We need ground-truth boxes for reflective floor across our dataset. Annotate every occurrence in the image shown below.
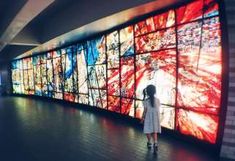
[0,96,219,161]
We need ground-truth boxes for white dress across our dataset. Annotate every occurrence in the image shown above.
[143,97,161,134]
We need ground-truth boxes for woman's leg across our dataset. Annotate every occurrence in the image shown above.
[146,133,152,149]
[152,133,158,144]
[146,133,151,143]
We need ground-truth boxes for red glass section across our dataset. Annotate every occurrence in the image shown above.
[64,93,75,102]
[108,96,120,113]
[153,10,175,29]
[134,17,155,36]
[177,0,203,24]
[121,98,134,116]
[135,100,144,119]
[135,50,176,105]
[177,18,221,114]
[135,28,175,53]
[121,56,135,98]
[108,69,120,96]
[204,0,219,18]
[177,109,218,144]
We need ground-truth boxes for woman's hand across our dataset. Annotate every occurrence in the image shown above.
[140,118,144,124]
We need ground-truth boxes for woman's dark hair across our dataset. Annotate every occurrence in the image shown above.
[146,85,156,107]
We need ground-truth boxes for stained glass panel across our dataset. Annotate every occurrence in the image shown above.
[177,109,218,143]
[121,98,134,117]
[177,18,221,114]
[177,0,203,24]
[108,95,120,113]
[107,48,119,69]
[204,0,219,18]
[107,31,119,50]
[120,26,134,57]
[121,56,134,98]
[53,57,63,93]
[153,10,175,29]
[107,69,120,96]
[87,36,106,65]
[135,28,176,53]
[64,48,74,93]
[136,50,176,105]
[135,100,144,119]
[77,49,88,94]
[160,105,175,129]
[79,94,89,105]
[46,59,54,97]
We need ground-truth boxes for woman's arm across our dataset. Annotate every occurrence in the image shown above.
[141,102,147,123]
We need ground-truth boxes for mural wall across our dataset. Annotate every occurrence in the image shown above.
[11,0,222,144]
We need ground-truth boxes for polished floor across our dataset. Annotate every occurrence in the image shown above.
[0,96,220,161]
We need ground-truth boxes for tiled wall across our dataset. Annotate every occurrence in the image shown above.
[220,0,235,160]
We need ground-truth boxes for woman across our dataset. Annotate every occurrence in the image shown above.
[141,85,161,152]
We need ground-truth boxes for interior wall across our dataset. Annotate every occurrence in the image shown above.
[220,0,235,160]
[0,61,11,95]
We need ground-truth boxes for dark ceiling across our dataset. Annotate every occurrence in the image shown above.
[0,0,186,62]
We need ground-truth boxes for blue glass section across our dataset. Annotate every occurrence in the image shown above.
[123,46,134,57]
[35,90,42,96]
[87,36,105,65]
[65,48,73,79]
[32,56,40,65]
[205,10,218,18]
[77,44,83,51]
[12,61,17,69]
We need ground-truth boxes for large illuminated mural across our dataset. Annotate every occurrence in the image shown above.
[11,0,222,144]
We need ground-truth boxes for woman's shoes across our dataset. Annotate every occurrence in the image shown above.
[147,142,152,149]
[153,143,158,153]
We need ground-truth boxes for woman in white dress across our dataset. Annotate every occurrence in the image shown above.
[141,85,161,151]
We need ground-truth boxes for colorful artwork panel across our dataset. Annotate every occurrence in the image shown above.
[107,48,119,69]
[12,69,24,94]
[121,98,134,117]
[134,17,155,36]
[108,96,120,113]
[177,17,221,114]
[77,50,88,94]
[88,66,98,88]
[79,94,89,105]
[204,0,219,18]
[52,50,61,58]
[89,89,107,108]
[28,69,34,92]
[64,92,75,102]
[53,92,63,100]
[153,10,175,30]
[177,0,203,24]
[46,59,54,94]
[177,109,218,144]
[135,28,176,53]
[64,49,74,92]
[33,65,42,96]
[120,26,134,57]
[87,36,106,65]
[95,65,106,89]
[41,64,48,96]
[23,70,29,94]
[121,56,134,98]
[107,69,120,96]
[160,105,175,129]
[135,100,144,119]
[53,57,63,92]
[107,31,119,50]
[135,50,176,105]
[33,56,41,66]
